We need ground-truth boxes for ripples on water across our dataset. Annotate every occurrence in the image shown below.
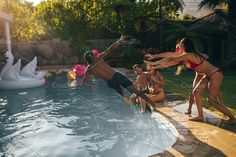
[0,74,177,157]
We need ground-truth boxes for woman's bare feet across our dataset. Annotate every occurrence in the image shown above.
[184,110,191,115]
[189,116,204,122]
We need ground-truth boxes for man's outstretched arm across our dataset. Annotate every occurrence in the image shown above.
[97,35,126,61]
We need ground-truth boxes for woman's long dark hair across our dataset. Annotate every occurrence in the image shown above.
[181,37,206,60]
[175,38,206,75]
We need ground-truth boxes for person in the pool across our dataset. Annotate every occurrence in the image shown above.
[82,35,155,108]
[44,68,66,81]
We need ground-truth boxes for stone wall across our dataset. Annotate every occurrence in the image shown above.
[87,39,116,51]
[11,39,78,66]
[9,38,118,66]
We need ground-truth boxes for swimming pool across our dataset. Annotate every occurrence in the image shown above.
[0,74,178,157]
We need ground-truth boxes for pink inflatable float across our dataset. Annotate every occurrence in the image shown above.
[73,64,87,76]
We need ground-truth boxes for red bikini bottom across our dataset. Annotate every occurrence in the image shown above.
[207,69,223,79]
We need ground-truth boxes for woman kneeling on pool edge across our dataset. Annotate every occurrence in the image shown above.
[144,37,236,124]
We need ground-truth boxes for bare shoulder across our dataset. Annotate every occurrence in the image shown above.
[181,53,191,57]
[188,52,201,60]
[169,53,190,62]
[179,53,191,60]
[96,51,106,60]
[86,65,91,70]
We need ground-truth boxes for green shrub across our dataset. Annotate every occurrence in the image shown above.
[122,47,143,69]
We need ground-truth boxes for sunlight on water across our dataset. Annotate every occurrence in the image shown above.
[0,74,178,157]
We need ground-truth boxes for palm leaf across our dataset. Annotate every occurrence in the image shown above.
[199,0,222,9]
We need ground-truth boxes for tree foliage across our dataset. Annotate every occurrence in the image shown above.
[199,0,236,19]
[164,23,214,52]
[179,14,196,21]
[0,0,44,41]
[33,0,184,53]
[35,0,185,38]
[1,0,185,46]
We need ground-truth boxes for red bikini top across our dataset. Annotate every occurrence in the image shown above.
[186,59,205,69]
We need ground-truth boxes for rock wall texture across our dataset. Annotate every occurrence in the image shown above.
[11,39,77,66]
[9,39,117,66]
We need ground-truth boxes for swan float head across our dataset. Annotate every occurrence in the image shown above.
[0,51,14,79]
[3,51,14,62]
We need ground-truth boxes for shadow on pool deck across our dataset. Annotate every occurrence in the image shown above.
[150,92,236,157]
[153,109,224,156]
[115,67,236,153]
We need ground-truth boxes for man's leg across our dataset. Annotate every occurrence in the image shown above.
[138,97,147,113]
[127,84,155,107]
[130,93,138,105]
[115,86,133,105]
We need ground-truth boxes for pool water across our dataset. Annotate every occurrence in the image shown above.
[0,74,178,157]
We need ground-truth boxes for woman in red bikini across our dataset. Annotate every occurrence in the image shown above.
[144,38,236,124]
[145,41,208,115]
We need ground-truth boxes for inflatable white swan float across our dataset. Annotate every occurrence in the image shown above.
[0,51,45,90]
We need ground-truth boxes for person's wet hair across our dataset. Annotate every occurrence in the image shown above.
[84,51,94,64]
[180,37,205,59]
[181,38,195,52]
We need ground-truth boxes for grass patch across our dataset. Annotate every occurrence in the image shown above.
[162,69,236,116]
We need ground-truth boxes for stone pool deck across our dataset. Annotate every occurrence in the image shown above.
[153,101,236,157]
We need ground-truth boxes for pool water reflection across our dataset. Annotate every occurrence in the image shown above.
[0,74,177,157]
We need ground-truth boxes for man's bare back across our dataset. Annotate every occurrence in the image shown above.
[88,59,115,81]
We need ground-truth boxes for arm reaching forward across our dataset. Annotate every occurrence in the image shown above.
[145,52,181,60]
[96,35,126,61]
[144,53,190,69]
[82,66,92,86]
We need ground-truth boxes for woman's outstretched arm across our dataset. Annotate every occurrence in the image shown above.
[152,61,179,69]
[144,57,176,66]
[145,52,181,60]
[144,53,190,69]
